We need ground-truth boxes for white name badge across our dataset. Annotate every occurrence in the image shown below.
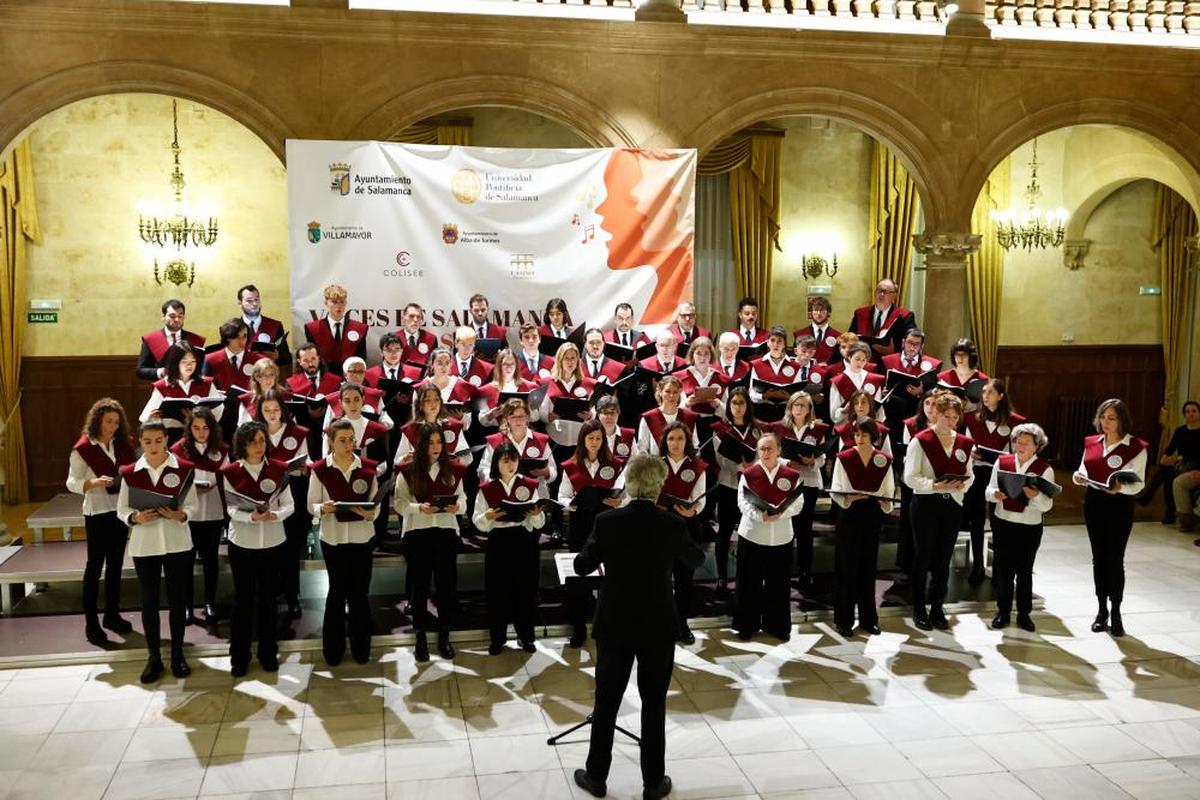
[873,454,888,468]
[955,450,968,462]
[526,445,540,457]
[257,332,272,343]
[418,342,429,354]
[209,451,223,462]
[469,375,482,387]
[920,360,932,372]
[997,425,1011,437]
[444,430,456,442]
[347,329,360,342]
[865,384,877,395]
[776,477,793,491]
[162,473,181,489]
[242,362,255,375]
[680,468,696,483]
[352,478,369,494]
[538,368,551,378]
[802,436,816,445]
[282,436,298,451]
[599,466,615,481]
[514,485,531,501]
[190,395,201,402]
[260,478,277,493]
[1107,454,1124,468]
[825,336,837,348]
[616,442,630,456]
[574,387,587,398]
[811,373,822,384]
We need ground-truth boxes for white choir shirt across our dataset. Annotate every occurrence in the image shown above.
[665,455,708,515]
[320,403,393,437]
[189,442,228,523]
[307,454,380,545]
[781,422,826,489]
[747,356,794,405]
[393,462,466,533]
[139,378,224,429]
[712,427,754,489]
[556,459,627,506]
[636,409,701,456]
[224,459,294,549]
[475,431,558,497]
[829,368,885,424]
[1073,434,1147,496]
[735,464,802,545]
[604,428,635,460]
[471,476,546,532]
[902,429,975,505]
[520,350,549,379]
[718,359,739,379]
[393,420,470,466]
[541,377,595,447]
[66,438,120,516]
[986,455,1054,525]
[829,451,896,513]
[116,454,200,558]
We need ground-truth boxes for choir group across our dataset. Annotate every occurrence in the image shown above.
[66,280,1152,684]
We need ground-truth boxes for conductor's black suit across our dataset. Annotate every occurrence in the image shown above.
[574,499,705,791]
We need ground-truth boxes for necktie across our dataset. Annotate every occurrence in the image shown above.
[528,357,536,373]
[726,364,734,376]
[171,332,178,345]
[249,320,257,338]
[478,325,486,339]
[662,362,670,374]
[873,309,883,333]
[388,368,396,381]
[231,353,240,373]
[408,333,416,349]
[310,374,319,395]
[800,365,808,381]
[743,329,751,343]
[333,322,342,344]
[461,360,469,375]
[591,360,599,375]
[621,332,628,347]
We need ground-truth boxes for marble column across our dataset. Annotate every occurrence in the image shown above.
[945,0,991,36]
[912,232,980,361]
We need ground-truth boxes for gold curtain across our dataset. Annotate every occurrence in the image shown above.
[393,121,472,146]
[966,157,1011,376]
[701,130,782,322]
[868,142,921,308]
[0,138,40,505]
[1151,183,1198,439]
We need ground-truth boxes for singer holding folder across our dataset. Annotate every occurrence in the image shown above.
[733,431,803,642]
[309,418,380,665]
[985,422,1055,632]
[220,421,294,677]
[1072,399,1147,637]
[117,420,199,683]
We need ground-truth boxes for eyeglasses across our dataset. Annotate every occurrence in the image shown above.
[876,288,897,295]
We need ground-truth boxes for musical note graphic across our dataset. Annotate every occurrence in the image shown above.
[581,224,595,243]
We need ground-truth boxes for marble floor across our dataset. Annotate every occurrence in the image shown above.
[1,521,1200,800]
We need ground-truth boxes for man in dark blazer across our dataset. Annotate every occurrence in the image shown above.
[572,454,705,800]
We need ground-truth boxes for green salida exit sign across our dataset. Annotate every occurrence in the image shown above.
[27,310,58,324]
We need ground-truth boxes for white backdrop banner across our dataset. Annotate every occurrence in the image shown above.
[287,140,697,354]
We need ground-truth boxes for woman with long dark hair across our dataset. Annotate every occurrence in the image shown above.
[961,378,1025,585]
[709,387,760,595]
[171,405,228,624]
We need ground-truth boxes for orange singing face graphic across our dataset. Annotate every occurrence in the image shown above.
[595,149,694,323]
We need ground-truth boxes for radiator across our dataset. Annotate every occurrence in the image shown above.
[1053,396,1102,468]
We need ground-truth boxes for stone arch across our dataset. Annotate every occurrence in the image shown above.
[0,61,290,163]
[348,75,638,149]
[962,98,1200,231]
[681,85,951,230]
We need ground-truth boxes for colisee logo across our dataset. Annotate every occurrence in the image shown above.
[329,163,351,196]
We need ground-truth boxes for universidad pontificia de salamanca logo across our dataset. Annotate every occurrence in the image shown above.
[328,162,413,197]
[307,221,373,244]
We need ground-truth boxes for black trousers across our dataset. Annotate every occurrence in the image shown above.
[672,516,702,629]
[991,516,1042,616]
[834,499,882,629]
[82,511,127,620]
[714,485,740,582]
[1084,489,1135,603]
[279,481,311,606]
[485,526,541,645]
[910,494,961,614]
[733,538,792,636]
[321,540,375,664]
[790,486,819,578]
[961,465,992,571]
[587,638,674,789]
[229,541,283,667]
[566,507,600,637]
[896,481,914,573]
[188,519,224,608]
[404,527,459,632]
[134,549,193,657]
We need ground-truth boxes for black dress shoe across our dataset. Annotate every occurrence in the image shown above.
[1110,612,1125,637]
[1091,613,1108,633]
[573,768,607,798]
[259,654,279,672]
[204,604,220,623]
[644,775,672,800]
[992,614,1010,629]
[930,609,950,630]
[140,656,164,684]
[913,614,933,631]
[437,631,455,659]
[1016,615,1036,632]
[352,652,371,665]
[102,613,133,634]
[184,609,198,626]
[488,641,504,655]
[519,640,537,654]
[171,654,191,679]
[231,662,249,678]
[968,568,985,586]
[414,631,430,663]
[287,601,302,620]
[835,624,854,638]
[567,631,586,649]
[678,627,696,645]
[85,620,109,646]
[860,623,882,636]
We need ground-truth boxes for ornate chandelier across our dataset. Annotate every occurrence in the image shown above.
[990,138,1068,251]
[138,99,219,252]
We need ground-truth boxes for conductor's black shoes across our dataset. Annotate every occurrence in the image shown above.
[573,768,606,798]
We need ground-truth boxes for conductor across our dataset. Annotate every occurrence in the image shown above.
[572,453,705,800]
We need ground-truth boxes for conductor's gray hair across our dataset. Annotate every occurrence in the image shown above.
[624,453,668,500]
[1010,422,1048,452]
